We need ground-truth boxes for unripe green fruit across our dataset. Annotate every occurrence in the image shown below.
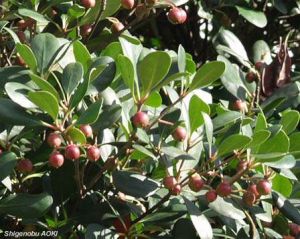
[188,173,204,192]
[132,111,149,128]
[167,7,187,25]
[65,144,81,160]
[49,151,64,168]
[216,181,232,197]
[206,190,217,203]
[257,179,271,195]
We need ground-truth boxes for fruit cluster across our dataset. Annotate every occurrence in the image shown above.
[47,124,101,169]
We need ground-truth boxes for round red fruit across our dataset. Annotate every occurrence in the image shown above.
[80,24,92,36]
[17,31,26,43]
[243,191,256,206]
[17,19,27,30]
[47,132,62,148]
[233,99,247,112]
[163,176,177,190]
[248,184,260,198]
[111,22,125,33]
[171,184,181,195]
[49,151,64,168]
[257,179,271,195]
[113,215,131,234]
[87,145,100,162]
[246,71,257,83]
[65,144,81,160]
[121,0,135,9]
[216,181,232,197]
[167,7,187,25]
[289,223,300,236]
[172,126,187,141]
[255,61,265,71]
[188,173,204,192]
[206,190,217,203]
[81,0,96,8]
[17,159,33,173]
[79,124,93,138]
[132,111,149,128]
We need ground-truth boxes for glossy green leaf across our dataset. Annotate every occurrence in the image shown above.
[0,152,17,181]
[0,98,42,126]
[28,91,59,120]
[67,127,86,144]
[144,91,162,107]
[264,155,296,169]
[189,61,225,91]
[183,196,213,239]
[31,33,61,75]
[18,8,49,23]
[189,95,210,133]
[209,197,245,220]
[280,110,300,135]
[213,111,243,129]
[272,174,292,197]
[0,193,53,218]
[16,43,38,72]
[30,74,60,101]
[236,6,267,28]
[62,62,83,97]
[76,100,103,125]
[73,40,91,73]
[248,130,271,148]
[139,51,171,97]
[112,171,160,198]
[218,134,252,156]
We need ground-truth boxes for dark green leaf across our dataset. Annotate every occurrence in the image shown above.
[0,152,17,181]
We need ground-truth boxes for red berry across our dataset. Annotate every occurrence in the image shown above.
[172,126,187,141]
[132,111,149,128]
[81,0,96,8]
[0,148,2,155]
[237,160,248,172]
[206,190,217,203]
[113,215,131,234]
[49,151,64,168]
[255,61,265,71]
[216,181,232,197]
[167,7,187,25]
[246,71,257,83]
[247,184,260,198]
[80,24,92,36]
[257,179,271,195]
[17,159,33,173]
[163,176,177,190]
[79,124,93,138]
[17,31,26,43]
[65,144,81,160]
[47,133,62,148]
[188,173,204,192]
[87,145,100,162]
[233,100,247,112]
[121,0,135,9]
[243,191,256,206]
[111,22,125,33]
[17,19,27,30]
[171,184,181,195]
[289,223,300,236]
